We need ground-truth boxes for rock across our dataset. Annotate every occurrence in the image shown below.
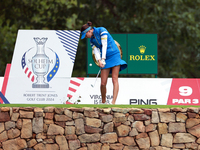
[27,139,37,148]
[129,108,144,114]
[100,132,118,143]
[112,108,130,114]
[7,128,20,139]
[149,130,160,146]
[85,117,101,128]
[118,136,136,146]
[34,107,43,117]
[100,115,113,123]
[136,133,148,139]
[136,137,150,149]
[5,121,15,130]
[103,122,113,133]
[146,124,157,132]
[113,113,127,123]
[102,108,111,114]
[176,112,187,122]
[84,110,99,118]
[65,126,75,135]
[157,108,170,112]
[85,125,103,134]
[21,119,32,138]
[55,108,64,114]
[186,118,200,128]
[173,143,185,149]
[16,119,22,129]
[131,121,145,132]
[87,142,102,150]
[2,138,27,150]
[65,134,77,140]
[47,124,64,135]
[44,107,55,113]
[55,121,66,128]
[101,144,109,150]
[68,140,81,150]
[187,124,200,138]
[0,131,8,142]
[45,113,54,120]
[33,143,46,150]
[0,123,4,133]
[110,143,124,150]
[55,114,72,121]
[173,133,196,143]
[151,111,159,123]
[19,110,33,119]
[33,117,43,134]
[69,108,84,113]
[73,112,84,119]
[78,133,100,143]
[185,142,198,149]
[159,112,175,123]
[158,123,168,134]
[75,118,85,135]
[129,128,138,136]
[160,133,173,148]
[46,144,59,150]
[168,122,186,133]
[55,135,69,150]
[133,114,150,121]
[64,109,73,118]
[117,125,131,136]
[11,113,19,121]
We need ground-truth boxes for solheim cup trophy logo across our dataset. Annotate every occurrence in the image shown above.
[21,37,60,88]
[32,37,49,88]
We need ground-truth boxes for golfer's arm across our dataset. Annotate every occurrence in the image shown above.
[101,34,107,60]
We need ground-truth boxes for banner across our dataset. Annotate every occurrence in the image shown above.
[3,30,80,104]
[67,78,200,105]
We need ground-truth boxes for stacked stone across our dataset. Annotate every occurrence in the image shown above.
[0,107,200,150]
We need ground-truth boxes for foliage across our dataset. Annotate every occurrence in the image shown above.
[0,0,200,78]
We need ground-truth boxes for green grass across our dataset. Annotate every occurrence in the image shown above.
[0,104,199,108]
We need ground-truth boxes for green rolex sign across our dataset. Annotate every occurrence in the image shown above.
[87,34,158,75]
[128,34,158,74]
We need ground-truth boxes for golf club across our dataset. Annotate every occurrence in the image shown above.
[91,68,101,87]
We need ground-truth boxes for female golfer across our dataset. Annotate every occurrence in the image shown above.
[81,21,127,104]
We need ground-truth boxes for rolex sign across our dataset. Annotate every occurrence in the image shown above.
[128,34,158,74]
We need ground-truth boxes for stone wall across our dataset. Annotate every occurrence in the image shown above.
[0,107,200,150]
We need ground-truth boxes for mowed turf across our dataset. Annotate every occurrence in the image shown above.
[0,104,199,108]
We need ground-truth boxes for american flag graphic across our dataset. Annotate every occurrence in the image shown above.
[56,30,80,63]
[21,51,36,82]
[67,77,85,99]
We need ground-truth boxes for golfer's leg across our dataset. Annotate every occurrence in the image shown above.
[100,68,110,103]
[111,65,120,104]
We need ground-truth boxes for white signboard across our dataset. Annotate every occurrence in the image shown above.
[4,30,80,104]
[67,78,200,105]
[67,78,172,105]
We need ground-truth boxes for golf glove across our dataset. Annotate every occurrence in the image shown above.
[101,59,106,66]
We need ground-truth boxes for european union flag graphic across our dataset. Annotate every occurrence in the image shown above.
[47,52,59,82]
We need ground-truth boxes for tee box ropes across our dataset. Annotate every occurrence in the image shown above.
[87,34,158,75]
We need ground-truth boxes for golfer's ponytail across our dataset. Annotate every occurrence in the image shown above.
[81,21,92,32]
[87,21,92,27]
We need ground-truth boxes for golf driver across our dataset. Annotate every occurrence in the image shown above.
[91,68,101,87]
